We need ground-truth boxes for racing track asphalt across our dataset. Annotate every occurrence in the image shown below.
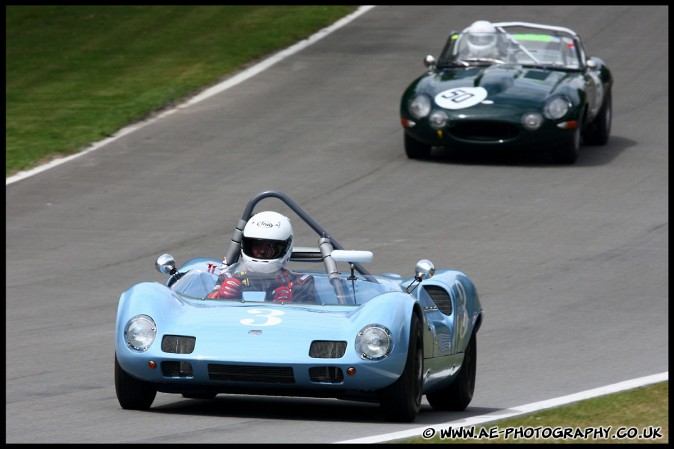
[5,5,668,444]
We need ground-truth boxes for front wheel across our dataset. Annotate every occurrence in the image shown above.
[115,353,157,410]
[404,133,432,159]
[551,115,583,164]
[380,313,424,422]
[582,89,612,146]
[427,333,477,411]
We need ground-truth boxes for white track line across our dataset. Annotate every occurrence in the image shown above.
[6,6,376,186]
[336,371,668,444]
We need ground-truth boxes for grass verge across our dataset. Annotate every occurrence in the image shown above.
[6,5,357,176]
[401,381,668,444]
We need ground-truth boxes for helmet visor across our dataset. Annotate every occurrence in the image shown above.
[242,237,291,260]
[468,33,495,46]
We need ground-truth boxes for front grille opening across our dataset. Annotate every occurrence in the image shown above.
[309,366,344,383]
[161,361,193,377]
[451,121,519,142]
[309,340,347,358]
[208,364,295,384]
[161,335,196,354]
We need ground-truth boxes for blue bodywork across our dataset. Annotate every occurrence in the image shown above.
[116,264,481,395]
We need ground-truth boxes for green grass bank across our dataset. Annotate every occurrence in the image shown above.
[6,5,357,177]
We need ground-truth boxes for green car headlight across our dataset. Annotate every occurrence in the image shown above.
[355,325,391,360]
[429,110,449,129]
[543,95,571,120]
[408,94,432,119]
[125,314,157,352]
[522,112,543,130]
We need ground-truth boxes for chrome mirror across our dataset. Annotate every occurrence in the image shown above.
[406,259,435,294]
[415,259,435,281]
[423,54,436,68]
[155,253,176,275]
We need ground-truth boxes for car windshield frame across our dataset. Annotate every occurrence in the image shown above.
[169,268,401,306]
[438,22,585,71]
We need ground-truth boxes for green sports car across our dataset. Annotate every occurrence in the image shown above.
[400,21,613,164]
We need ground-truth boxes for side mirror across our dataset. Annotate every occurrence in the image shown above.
[155,253,176,275]
[423,54,436,69]
[415,259,435,281]
[405,259,435,294]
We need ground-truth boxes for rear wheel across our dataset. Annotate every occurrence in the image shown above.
[427,333,477,411]
[404,133,432,159]
[380,314,424,422]
[115,353,157,410]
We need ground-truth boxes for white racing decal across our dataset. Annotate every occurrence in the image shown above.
[240,308,285,326]
[435,87,488,110]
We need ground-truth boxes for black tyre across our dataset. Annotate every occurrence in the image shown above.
[115,353,157,410]
[380,314,424,422]
[404,133,432,159]
[426,333,476,411]
[582,89,612,146]
[551,114,582,164]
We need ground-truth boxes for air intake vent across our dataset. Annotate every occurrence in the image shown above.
[208,364,295,384]
[451,121,519,142]
[424,285,452,316]
[309,340,347,358]
[161,335,196,354]
[161,361,193,377]
[309,366,344,383]
[524,70,550,81]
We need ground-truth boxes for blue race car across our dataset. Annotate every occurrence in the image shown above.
[115,190,484,422]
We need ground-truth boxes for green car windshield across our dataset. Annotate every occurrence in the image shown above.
[439,26,582,70]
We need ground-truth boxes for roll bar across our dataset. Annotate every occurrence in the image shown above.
[222,190,375,281]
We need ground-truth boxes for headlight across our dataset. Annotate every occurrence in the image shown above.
[543,96,571,120]
[125,315,157,351]
[521,112,543,130]
[429,110,448,129]
[408,94,432,119]
[355,325,391,360]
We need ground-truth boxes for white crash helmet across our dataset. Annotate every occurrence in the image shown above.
[464,20,497,57]
[240,211,294,274]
